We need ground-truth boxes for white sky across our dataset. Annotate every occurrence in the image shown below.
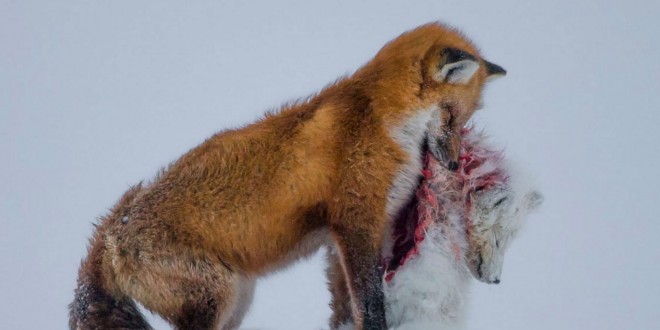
[1,1,659,329]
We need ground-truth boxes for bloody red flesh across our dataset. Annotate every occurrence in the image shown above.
[383,128,507,282]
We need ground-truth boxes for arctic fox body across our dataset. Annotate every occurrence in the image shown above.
[384,129,543,329]
[331,129,543,329]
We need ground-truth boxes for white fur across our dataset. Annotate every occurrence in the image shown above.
[467,160,543,283]
[485,72,505,82]
[334,129,542,330]
[437,60,479,85]
[385,225,470,329]
[384,160,542,329]
[384,107,439,257]
[386,108,438,218]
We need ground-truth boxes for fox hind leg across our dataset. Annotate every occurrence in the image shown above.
[114,250,240,330]
[222,277,256,330]
[326,247,354,329]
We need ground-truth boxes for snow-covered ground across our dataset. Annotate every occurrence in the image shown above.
[2,1,659,329]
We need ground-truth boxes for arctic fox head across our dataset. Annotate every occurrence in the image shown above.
[465,166,543,284]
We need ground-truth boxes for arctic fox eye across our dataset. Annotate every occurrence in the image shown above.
[494,197,507,208]
[495,240,499,248]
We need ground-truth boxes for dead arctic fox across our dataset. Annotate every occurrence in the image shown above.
[332,128,543,330]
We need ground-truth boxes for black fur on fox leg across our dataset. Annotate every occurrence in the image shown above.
[174,297,219,330]
[359,266,387,330]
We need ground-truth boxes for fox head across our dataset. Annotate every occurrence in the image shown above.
[466,174,543,284]
[359,23,506,170]
[423,45,506,171]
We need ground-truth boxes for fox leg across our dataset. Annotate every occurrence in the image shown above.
[330,206,388,330]
[112,247,240,330]
[168,280,234,330]
[326,247,354,329]
[332,229,387,330]
[222,277,256,330]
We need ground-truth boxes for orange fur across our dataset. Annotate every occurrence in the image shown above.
[70,22,505,330]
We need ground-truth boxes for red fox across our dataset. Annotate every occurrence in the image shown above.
[70,22,506,330]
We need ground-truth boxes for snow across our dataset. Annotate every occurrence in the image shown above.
[1,0,659,329]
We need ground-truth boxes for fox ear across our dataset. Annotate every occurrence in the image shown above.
[485,60,507,81]
[437,48,479,85]
[525,191,544,212]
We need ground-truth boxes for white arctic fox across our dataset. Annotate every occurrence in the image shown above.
[382,128,543,330]
[334,128,543,330]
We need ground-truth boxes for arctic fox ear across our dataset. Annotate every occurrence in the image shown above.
[525,191,544,212]
[485,60,507,81]
[437,48,480,85]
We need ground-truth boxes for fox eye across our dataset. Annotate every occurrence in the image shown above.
[495,239,500,248]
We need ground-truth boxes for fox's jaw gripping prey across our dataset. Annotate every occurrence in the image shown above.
[69,22,511,330]
[423,47,507,170]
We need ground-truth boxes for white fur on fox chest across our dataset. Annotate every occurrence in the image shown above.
[386,107,440,218]
[383,107,440,258]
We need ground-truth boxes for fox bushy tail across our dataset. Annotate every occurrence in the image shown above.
[69,227,152,330]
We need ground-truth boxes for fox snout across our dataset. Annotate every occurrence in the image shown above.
[444,133,461,171]
[428,132,461,172]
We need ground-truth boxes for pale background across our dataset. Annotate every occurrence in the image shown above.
[2,1,659,329]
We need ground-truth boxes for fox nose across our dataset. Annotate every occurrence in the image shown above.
[447,161,459,172]
[493,278,500,284]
